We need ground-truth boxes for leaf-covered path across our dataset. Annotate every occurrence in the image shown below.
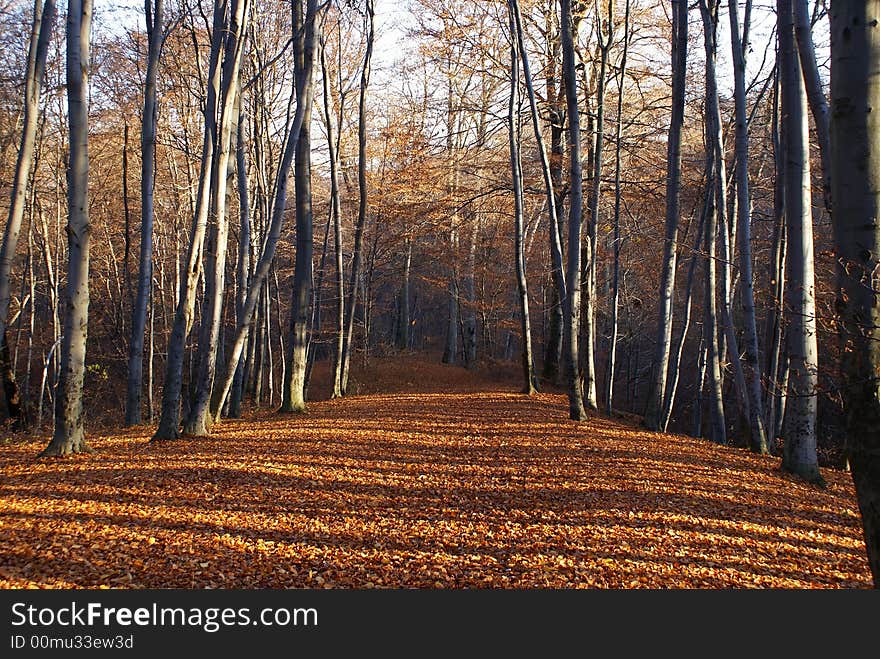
[0,360,871,588]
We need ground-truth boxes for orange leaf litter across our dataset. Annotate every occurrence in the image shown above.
[0,362,870,589]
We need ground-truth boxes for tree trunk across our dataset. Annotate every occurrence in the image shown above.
[644,0,686,430]
[560,0,587,420]
[340,0,374,393]
[153,0,228,440]
[41,0,93,457]
[508,2,537,395]
[585,2,613,413]
[793,0,831,210]
[606,0,630,416]
[779,0,820,483]
[829,0,880,585]
[319,32,346,397]
[281,0,320,413]
[208,0,319,419]
[228,109,251,419]
[186,0,249,434]
[126,0,163,427]
[700,0,727,446]
[0,0,55,429]
[728,0,769,453]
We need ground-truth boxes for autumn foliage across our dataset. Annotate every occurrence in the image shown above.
[0,357,869,588]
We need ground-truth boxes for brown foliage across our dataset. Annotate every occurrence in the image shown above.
[0,359,870,588]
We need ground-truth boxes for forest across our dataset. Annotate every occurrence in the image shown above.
[0,0,879,589]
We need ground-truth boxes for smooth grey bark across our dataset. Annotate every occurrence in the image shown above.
[511,0,566,381]
[185,0,249,434]
[0,0,55,428]
[396,237,412,350]
[829,0,880,585]
[508,2,537,395]
[561,0,587,420]
[585,1,613,413]
[340,0,374,393]
[605,0,629,416]
[765,66,786,449]
[281,0,321,413]
[700,0,726,445]
[728,0,769,453]
[153,0,227,440]
[779,0,820,483]
[543,3,565,383]
[644,0,687,430]
[319,32,346,397]
[228,111,251,419]
[793,0,831,209]
[41,0,93,457]
[702,0,751,437]
[661,211,705,432]
[126,0,164,427]
[211,0,319,418]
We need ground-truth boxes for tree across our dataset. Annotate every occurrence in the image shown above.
[507,0,537,395]
[727,0,769,453]
[561,0,587,421]
[338,0,374,397]
[280,0,320,413]
[829,0,880,585]
[779,0,820,483]
[0,0,55,428]
[644,0,686,431]
[126,0,164,427]
[40,0,93,456]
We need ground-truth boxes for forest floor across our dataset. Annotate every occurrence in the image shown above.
[0,355,871,588]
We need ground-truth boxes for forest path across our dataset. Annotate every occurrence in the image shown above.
[0,357,871,588]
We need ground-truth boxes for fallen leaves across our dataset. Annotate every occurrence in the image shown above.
[0,359,871,588]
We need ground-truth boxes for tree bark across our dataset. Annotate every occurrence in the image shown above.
[728,0,769,453]
[508,2,537,395]
[779,0,821,483]
[644,0,687,430]
[561,0,587,420]
[283,0,320,414]
[829,0,880,585]
[339,0,374,393]
[126,0,164,427]
[0,0,55,429]
[41,0,93,457]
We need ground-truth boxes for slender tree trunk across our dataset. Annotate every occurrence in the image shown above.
[561,0,587,420]
[606,0,630,416]
[126,0,163,427]
[153,0,227,440]
[779,0,820,483]
[513,0,566,384]
[340,0,374,393]
[396,237,412,350]
[0,0,54,429]
[645,0,686,430]
[829,0,880,584]
[281,0,321,413]
[186,0,249,434]
[319,32,346,397]
[41,0,93,457]
[728,0,769,453]
[700,0,727,445]
[585,2,613,413]
[794,0,831,210]
[228,110,251,418]
[211,0,319,417]
[661,211,705,432]
[508,2,537,395]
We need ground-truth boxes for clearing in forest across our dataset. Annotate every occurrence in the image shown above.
[0,358,871,588]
